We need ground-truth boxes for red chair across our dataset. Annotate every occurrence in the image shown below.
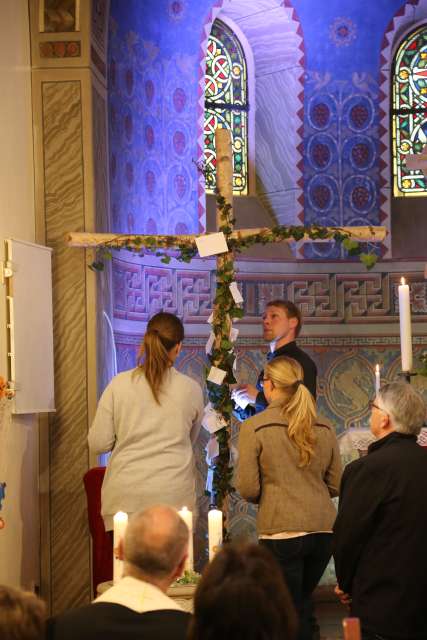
[83,467,113,594]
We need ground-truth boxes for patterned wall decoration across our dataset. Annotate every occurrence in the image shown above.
[112,256,427,325]
[108,0,206,236]
[303,71,381,259]
[42,0,78,32]
[39,41,81,58]
[108,0,427,259]
[108,0,306,234]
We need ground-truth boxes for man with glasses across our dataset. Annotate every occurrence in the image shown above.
[333,382,427,640]
[232,300,317,420]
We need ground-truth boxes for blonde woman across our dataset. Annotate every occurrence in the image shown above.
[88,312,204,531]
[236,356,342,640]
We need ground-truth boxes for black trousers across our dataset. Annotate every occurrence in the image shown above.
[260,533,332,640]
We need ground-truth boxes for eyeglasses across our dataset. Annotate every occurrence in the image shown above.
[369,400,388,415]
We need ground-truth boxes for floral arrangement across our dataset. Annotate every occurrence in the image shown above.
[418,351,427,377]
[174,569,201,586]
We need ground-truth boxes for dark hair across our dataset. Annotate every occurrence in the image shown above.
[0,586,46,640]
[266,300,302,337]
[135,312,184,403]
[189,543,297,640]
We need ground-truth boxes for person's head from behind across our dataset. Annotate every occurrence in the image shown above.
[262,300,302,344]
[136,312,184,403]
[189,543,297,640]
[370,382,426,440]
[0,586,46,640]
[264,356,317,466]
[121,505,189,589]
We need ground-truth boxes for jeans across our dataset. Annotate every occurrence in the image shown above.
[260,533,332,640]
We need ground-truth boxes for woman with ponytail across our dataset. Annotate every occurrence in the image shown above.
[88,312,204,532]
[236,356,341,640]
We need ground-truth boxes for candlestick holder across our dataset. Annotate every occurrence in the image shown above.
[398,371,418,384]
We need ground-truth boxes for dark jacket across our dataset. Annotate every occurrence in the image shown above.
[233,340,317,421]
[333,432,427,640]
[46,604,191,640]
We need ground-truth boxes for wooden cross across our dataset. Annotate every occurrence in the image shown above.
[405,144,427,176]
[66,128,386,509]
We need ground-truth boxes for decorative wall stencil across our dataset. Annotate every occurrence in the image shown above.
[39,41,81,58]
[42,0,78,32]
[112,257,427,325]
[304,73,381,258]
[329,16,357,48]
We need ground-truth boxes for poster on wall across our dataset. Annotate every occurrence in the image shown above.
[4,239,55,414]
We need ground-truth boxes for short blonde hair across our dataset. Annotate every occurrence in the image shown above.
[0,586,45,640]
[265,356,317,466]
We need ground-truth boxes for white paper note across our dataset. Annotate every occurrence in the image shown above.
[229,282,244,304]
[206,437,219,461]
[202,402,227,434]
[231,388,250,410]
[229,327,239,342]
[207,366,227,385]
[196,232,228,258]
[205,332,215,355]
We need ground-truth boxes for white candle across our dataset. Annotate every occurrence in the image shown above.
[398,277,413,372]
[208,509,223,561]
[113,511,128,584]
[375,364,381,395]
[178,506,193,573]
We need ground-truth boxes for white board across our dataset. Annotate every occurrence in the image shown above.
[5,239,55,414]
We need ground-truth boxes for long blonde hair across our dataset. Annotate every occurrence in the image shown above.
[135,312,184,404]
[265,356,317,466]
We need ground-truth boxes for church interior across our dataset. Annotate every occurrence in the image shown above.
[0,0,427,635]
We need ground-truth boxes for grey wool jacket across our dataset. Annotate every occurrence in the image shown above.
[236,402,342,535]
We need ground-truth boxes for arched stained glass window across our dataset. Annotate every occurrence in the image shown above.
[204,19,248,195]
[393,26,427,196]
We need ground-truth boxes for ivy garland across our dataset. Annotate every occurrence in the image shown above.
[90,196,379,509]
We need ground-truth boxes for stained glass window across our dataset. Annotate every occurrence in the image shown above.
[393,26,427,196]
[204,19,248,195]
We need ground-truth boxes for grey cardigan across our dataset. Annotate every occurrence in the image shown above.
[236,403,342,535]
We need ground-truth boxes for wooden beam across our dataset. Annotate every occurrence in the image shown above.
[65,225,387,249]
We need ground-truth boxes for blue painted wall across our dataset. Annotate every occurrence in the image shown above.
[108,0,408,245]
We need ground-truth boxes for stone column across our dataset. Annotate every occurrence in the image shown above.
[28,0,110,613]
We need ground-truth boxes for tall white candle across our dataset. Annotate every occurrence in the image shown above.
[375,364,381,395]
[113,511,128,584]
[178,506,193,573]
[208,509,223,561]
[398,277,413,372]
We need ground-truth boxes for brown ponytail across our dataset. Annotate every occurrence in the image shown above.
[265,356,317,466]
[134,312,184,404]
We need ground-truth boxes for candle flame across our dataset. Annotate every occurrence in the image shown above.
[114,511,128,522]
[400,277,406,285]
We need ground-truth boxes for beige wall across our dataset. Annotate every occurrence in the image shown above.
[0,0,40,590]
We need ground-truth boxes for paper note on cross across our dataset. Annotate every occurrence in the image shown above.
[405,145,427,177]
